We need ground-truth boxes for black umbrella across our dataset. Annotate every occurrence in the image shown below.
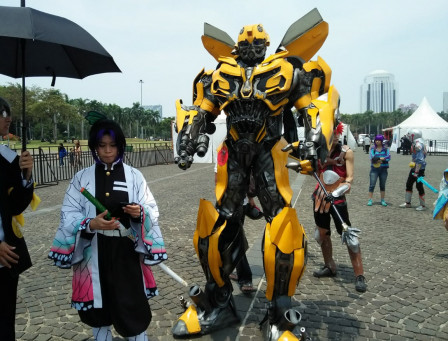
[0,5,121,150]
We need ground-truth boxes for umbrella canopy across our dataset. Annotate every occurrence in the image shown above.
[0,5,121,149]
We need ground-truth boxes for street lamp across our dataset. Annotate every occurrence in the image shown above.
[139,79,144,106]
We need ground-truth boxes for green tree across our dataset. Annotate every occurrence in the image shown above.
[29,89,76,142]
[158,116,174,140]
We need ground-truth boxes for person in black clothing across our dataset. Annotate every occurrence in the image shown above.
[0,96,35,341]
[400,135,411,155]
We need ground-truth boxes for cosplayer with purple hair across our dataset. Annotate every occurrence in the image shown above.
[367,134,391,207]
[50,116,167,341]
[88,119,126,165]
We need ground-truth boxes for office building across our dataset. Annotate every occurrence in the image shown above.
[360,70,397,113]
[143,105,163,117]
[443,92,448,113]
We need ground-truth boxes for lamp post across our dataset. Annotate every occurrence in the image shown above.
[139,79,144,106]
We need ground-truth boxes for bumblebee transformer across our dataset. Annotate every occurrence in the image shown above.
[173,8,340,340]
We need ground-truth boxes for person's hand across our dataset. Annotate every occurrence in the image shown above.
[314,187,332,213]
[0,241,19,268]
[89,210,120,230]
[122,204,141,219]
[19,150,33,181]
[324,157,336,166]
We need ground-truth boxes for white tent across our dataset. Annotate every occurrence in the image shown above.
[389,97,448,152]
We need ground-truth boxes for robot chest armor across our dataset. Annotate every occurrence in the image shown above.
[211,57,295,114]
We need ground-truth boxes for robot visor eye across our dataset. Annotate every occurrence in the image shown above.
[253,38,265,46]
[239,40,249,47]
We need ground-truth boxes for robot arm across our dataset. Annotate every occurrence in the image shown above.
[175,70,220,170]
[283,57,339,174]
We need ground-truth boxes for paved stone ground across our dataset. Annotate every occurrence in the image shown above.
[14,149,448,341]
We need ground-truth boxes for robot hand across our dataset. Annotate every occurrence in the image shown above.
[283,141,317,175]
[301,141,319,173]
[175,132,196,170]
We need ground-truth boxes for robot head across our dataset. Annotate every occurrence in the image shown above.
[234,24,270,66]
[408,129,422,141]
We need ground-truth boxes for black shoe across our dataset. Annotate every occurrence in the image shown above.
[355,275,367,292]
[313,266,337,278]
[244,204,264,220]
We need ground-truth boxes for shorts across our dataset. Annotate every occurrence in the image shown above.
[313,202,351,236]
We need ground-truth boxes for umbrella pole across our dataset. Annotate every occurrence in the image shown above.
[21,38,26,151]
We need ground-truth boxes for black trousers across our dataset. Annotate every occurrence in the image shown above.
[406,169,425,195]
[0,267,19,341]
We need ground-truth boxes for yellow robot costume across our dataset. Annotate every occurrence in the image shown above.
[173,8,339,340]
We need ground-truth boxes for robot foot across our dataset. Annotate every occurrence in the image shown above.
[172,295,240,337]
[260,307,310,341]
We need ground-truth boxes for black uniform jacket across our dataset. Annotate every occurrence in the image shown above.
[0,148,34,275]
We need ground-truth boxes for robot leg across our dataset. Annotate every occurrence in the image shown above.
[261,207,308,341]
[172,199,248,337]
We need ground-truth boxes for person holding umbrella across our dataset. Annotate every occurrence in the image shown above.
[49,114,166,341]
[0,96,36,341]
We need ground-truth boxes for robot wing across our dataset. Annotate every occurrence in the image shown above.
[201,23,235,62]
[277,8,329,62]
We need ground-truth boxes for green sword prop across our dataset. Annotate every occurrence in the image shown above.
[80,187,113,220]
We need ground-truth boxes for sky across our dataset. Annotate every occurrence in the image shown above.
[1,0,447,117]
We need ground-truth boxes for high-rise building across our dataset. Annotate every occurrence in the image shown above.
[443,92,448,113]
[143,105,163,117]
[360,70,397,113]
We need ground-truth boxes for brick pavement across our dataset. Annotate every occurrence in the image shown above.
[15,149,448,340]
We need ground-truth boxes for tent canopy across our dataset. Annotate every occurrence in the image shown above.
[389,97,448,152]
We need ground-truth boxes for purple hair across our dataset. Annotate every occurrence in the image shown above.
[88,119,126,164]
[374,134,384,142]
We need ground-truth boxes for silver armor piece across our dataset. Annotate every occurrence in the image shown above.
[408,128,422,140]
[341,223,361,253]
[322,170,340,185]
[332,183,350,197]
[419,195,426,207]
[405,191,412,204]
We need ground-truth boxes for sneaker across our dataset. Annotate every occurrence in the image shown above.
[416,205,427,211]
[399,203,411,208]
[313,266,337,278]
[355,275,367,293]
[367,199,373,206]
[381,200,388,207]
